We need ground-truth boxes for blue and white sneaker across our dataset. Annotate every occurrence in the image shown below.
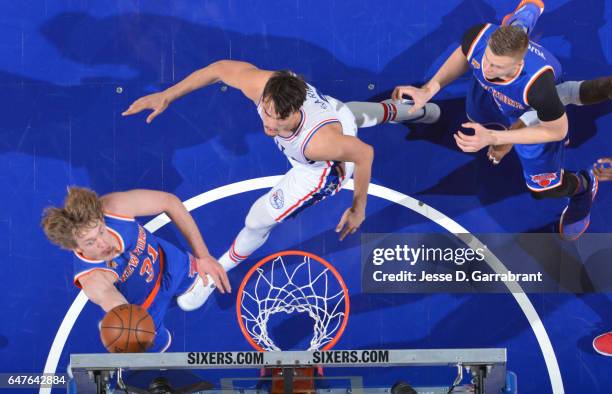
[559,169,598,241]
[502,0,545,36]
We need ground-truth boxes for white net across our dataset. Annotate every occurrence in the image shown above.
[239,255,348,351]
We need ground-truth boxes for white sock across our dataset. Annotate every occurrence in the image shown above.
[556,81,583,106]
[346,101,425,127]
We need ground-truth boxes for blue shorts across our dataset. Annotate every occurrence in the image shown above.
[466,79,565,191]
[146,239,198,352]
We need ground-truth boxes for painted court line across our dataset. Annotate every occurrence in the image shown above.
[42,177,564,393]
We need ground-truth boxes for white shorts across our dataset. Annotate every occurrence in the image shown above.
[265,97,357,223]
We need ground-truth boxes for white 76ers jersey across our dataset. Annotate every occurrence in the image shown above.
[257,83,357,169]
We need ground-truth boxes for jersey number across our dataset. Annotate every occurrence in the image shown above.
[139,245,158,283]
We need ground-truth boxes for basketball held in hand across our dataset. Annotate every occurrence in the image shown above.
[99,304,156,353]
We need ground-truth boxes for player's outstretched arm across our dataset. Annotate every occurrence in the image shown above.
[122,60,274,123]
[304,125,374,241]
[100,190,231,293]
[454,114,567,153]
[79,270,128,312]
[392,46,469,114]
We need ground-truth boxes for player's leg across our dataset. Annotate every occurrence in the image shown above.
[175,252,216,312]
[143,299,173,352]
[547,77,610,108]
[218,192,278,268]
[518,81,582,122]
[578,76,612,105]
[516,141,597,240]
[147,323,172,353]
[223,162,349,262]
[193,165,344,302]
[176,198,278,310]
[502,0,545,35]
[142,286,175,352]
[345,100,440,127]
[521,78,611,128]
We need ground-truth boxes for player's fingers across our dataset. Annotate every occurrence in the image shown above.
[335,211,348,232]
[207,268,225,293]
[146,108,163,124]
[201,273,209,287]
[455,131,471,141]
[454,135,471,152]
[407,101,424,114]
[393,86,417,101]
[339,225,352,241]
[391,87,409,101]
[217,269,231,293]
[121,103,142,116]
[461,122,478,130]
[391,87,401,101]
[392,86,407,97]
[400,86,416,95]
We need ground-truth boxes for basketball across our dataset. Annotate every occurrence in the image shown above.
[100,304,156,353]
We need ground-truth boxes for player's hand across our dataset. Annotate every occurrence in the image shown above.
[195,255,231,294]
[391,85,435,114]
[122,92,171,124]
[487,143,513,165]
[593,157,612,181]
[335,207,365,241]
[454,122,495,153]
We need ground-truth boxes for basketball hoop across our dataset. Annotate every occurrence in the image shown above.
[236,250,350,352]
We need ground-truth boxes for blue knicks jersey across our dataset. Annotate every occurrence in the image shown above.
[73,213,170,307]
[466,23,562,121]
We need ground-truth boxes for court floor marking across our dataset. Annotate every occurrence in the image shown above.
[41,176,564,393]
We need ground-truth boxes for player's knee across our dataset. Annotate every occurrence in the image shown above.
[529,180,574,199]
[530,187,569,199]
[243,194,277,231]
[244,212,262,230]
[245,208,275,232]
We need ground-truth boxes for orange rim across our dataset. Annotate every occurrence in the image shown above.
[236,250,350,352]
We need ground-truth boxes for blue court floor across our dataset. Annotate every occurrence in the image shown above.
[0,1,611,393]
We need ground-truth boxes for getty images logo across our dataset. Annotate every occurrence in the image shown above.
[371,244,486,266]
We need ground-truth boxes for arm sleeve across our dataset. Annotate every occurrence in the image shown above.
[461,24,487,56]
[526,70,565,122]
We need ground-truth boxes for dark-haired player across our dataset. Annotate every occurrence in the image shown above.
[123,60,440,300]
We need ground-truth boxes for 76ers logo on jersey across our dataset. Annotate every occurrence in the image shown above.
[531,172,558,188]
[270,189,284,209]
